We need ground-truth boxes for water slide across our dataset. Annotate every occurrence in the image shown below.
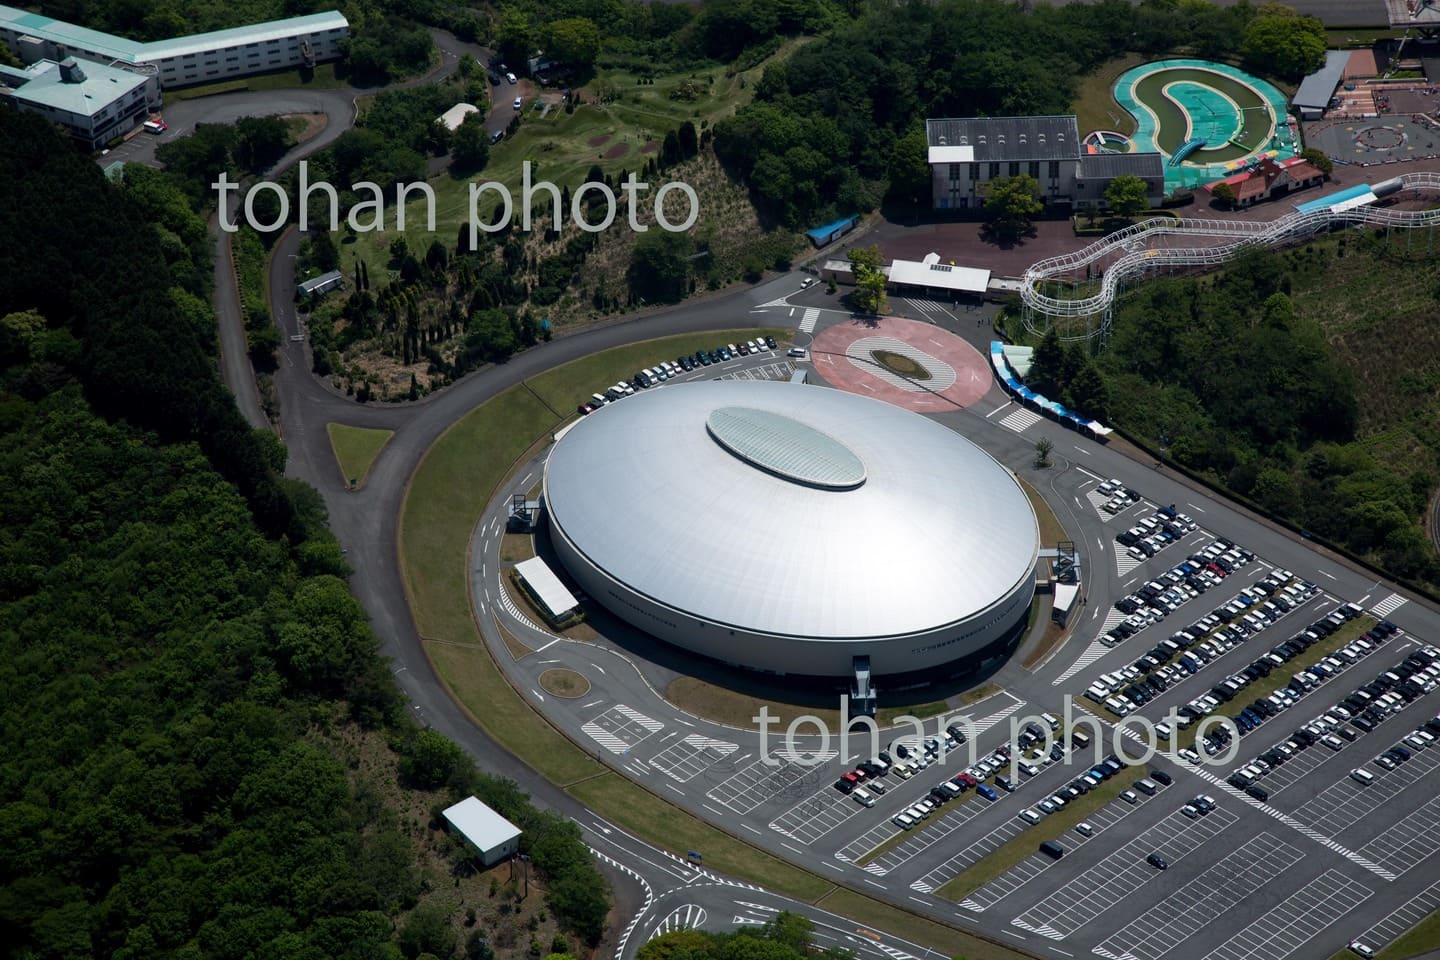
[1020,172,1440,339]
[1169,138,1207,166]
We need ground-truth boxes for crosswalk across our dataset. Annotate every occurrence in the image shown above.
[1115,548,1143,577]
[1053,637,1113,685]
[905,298,954,320]
[799,307,820,332]
[497,575,547,634]
[1112,725,1397,879]
[1372,592,1407,617]
[998,407,1042,433]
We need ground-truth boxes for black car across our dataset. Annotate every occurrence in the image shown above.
[1147,852,1169,870]
[1245,784,1270,802]
[765,335,777,349]
[1150,768,1173,786]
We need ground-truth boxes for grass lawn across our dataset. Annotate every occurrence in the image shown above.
[342,43,804,279]
[566,773,833,901]
[961,682,1004,706]
[1018,476,1067,549]
[936,766,1145,901]
[664,676,951,733]
[812,887,1034,960]
[539,668,590,698]
[499,532,535,562]
[1371,909,1440,959]
[1071,53,1147,137]
[524,329,788,414]
[327,423,393,487]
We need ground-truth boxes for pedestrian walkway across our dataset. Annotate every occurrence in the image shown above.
[799,307,820,332]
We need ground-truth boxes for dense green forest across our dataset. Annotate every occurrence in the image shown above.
[714,0,1323,228]
[1026,245,1440,590]
[0,105,608,958]
[636,913,850,960]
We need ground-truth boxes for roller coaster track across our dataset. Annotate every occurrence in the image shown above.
[1021,171,1440,339]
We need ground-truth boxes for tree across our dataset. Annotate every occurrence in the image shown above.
[1300,146,1334,176]
[1210,181,1237,208]
[677,121,699,160]
[627,231,693,304]
[310,229,340,272]
[495,8,534,73]
[1027,327,1065,396]
[849,244,888,315]
[887,123,931,206]
[984,175,1042,241]
[1240,12,1326,79]
[1034,436,1054,468]
[1104,174,1149,219]
[544,17,601,72]
[451,115,492,175]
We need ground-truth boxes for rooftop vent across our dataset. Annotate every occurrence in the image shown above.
[58,57,85,84]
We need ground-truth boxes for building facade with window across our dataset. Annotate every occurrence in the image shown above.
[0,56,157,149]
[0,6,348,91]
[927,115,1165,211]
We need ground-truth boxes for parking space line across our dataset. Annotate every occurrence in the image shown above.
[955,795,1143,911]
[1293,743,1440,837]
[769,781,864,844]
[1091,833,1304,960]
[1356,876,1440,951]
[1011,806,1238,940]
[703,749,836,815]
[837,822,899,863]
[1200,869,1371,960]
[865,798,989,877]
[1360,794,1440,874]
[648,734,738,783]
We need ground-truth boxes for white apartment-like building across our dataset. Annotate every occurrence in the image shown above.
[927,115,1165,211]
[0,56,156,149]
[0,5,348,90]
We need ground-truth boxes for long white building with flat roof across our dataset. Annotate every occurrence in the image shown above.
[0,5,348,90]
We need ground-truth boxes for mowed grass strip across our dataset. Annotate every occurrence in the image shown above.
[855,793,976,867]
[400,384,600,783]
[401,333,900,903]
[812,886,1034,960]
[566,773,833,901]
[524,328,788,414]
[1071,53,1147,137]
[1018,476,1067,549]
[936,766,1146,901]
[327,422,394,487]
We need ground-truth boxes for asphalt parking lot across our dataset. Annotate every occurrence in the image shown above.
[1293,739,1440,836]
[1360,793,1440,875]
[648,734,738,783]
[1011,805,1240,940]
[1091,832,1305,960]
[956,798,1140,911]
[1199,869,1372,960]
[1353,877,1440,954]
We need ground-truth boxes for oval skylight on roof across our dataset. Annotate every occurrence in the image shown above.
[706,406,865,489]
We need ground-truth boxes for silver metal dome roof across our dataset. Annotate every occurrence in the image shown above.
[543,379,1039,642]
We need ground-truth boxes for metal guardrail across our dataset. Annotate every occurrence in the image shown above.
[1021,172,1440,339]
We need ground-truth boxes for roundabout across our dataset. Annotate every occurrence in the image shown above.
[811,316,991,411]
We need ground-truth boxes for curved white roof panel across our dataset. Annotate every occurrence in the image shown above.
[544,380,1039,641]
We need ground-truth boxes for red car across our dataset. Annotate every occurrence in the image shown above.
[955,773,979,789]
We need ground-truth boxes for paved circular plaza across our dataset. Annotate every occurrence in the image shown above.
[810,316,992,411]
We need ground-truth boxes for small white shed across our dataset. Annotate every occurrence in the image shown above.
[442,796,522,866]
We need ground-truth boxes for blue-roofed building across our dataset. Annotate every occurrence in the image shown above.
[0,5,348,93]
[0,56,155,149]
[805,214,859,247]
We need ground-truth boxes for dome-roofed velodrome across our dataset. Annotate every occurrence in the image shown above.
[542,379,1040,678]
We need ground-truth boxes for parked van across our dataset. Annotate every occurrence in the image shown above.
[1042,712,1061,732]
[1039,840,1065,859]
[852,788,875,808]
[1072,729,1092,750]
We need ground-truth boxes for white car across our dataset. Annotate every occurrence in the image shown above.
[1018,808,1042,824]
[513,96,523,109]
[505,71,518,84]
[800,277,815,288]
